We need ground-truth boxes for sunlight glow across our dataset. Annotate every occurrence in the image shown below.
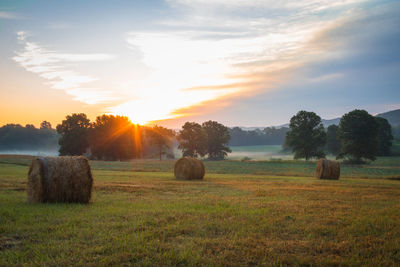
[9,0,372,126]
[109,87,234,125]
[110,26,319,123]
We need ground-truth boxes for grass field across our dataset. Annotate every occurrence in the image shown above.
[1,155,400,265]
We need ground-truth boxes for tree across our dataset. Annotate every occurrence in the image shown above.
[177,122,207,158]
[40,121,52,130]
[285,110,326,160]
[90,115,142,160]
[325,124,341,155]
[375,117,393,156]
[337,109,378,163]
[202,120,231,160]
[56,113,91,156]
[146,125,175,160]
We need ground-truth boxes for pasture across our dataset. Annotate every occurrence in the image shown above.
[1,155,400,265]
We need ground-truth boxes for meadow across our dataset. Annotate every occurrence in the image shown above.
[1,155,400,265]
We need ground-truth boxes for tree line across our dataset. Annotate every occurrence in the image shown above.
[228,127,289,146]
[56,113,232,160]
[284,109,394,163]
[0,121,58,152]
[1,110,398,162]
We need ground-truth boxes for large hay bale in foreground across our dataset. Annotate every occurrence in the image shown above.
[315,159,340,180]
[174,157,205,180]
[27,156,93,203]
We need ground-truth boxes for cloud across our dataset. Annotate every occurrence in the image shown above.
[166,0,366,14]
[196,1,400,126]
[138,0,399,127]
[46,23,71,30]
[12,32,118,105]
[0,11,20,19]
[9,0,395,127]
[116,0,371,125]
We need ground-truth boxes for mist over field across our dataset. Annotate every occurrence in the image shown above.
[227,145,293,160]
[0,150,58,157]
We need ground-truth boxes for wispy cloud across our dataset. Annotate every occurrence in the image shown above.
[0,11,20,19]
[12,31,118,105]
[112,0,370,124]
[192,1,400,126]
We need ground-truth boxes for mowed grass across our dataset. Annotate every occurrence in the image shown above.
[1,156,400,266]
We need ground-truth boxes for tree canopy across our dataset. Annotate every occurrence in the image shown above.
[285,110,326,160]
[337,109,379,163]
[40,121,52,130]
[202,120,231,160]
[375,117,393,156]
[90,115,142,160]
[56,113,91,156]
[177,122,207,158]
[146,125,175,160]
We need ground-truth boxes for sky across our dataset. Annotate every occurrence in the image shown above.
[0,0,399,128]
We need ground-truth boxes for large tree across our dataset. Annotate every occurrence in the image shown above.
[202,120,231,160]
[325,124,341,156]
[285,110,326,160]
[146,125,175,160]
[177,122,207,158]
[337,109,379,163]
[375,117,393,156]
[90,115,141,160]
[56,113,91,156]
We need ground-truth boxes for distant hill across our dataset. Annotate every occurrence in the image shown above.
[321,118,341,127]
[321,109,400,127]
[377,109,400,126]
[277,118,341,128]
[257,109,400,130]
[236,126,266,131]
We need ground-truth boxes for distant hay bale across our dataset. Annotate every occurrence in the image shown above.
[315,159,340,180]
[27,156,93,203]
[174,157,205,180]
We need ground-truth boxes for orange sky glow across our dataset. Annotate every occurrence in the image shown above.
[1,0,399,128]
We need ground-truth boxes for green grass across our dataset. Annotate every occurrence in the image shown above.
[1,155,400,265]
[2,154,399,179]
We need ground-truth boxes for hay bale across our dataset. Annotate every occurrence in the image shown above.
[27,156,93,203]
[315,159,340,180]
[174,157,205,180]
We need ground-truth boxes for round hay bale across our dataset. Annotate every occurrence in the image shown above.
[174,157,205,180]
[27,156,93,203]
[315,159,340,180]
